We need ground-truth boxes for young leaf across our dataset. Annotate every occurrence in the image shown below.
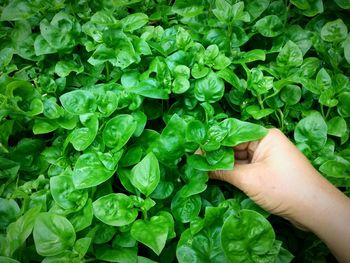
[131,214,170,255]
[103,114,137,150]
[220,118,268,147]
[93,193,138,226]
[33,212,76,256]
[130,152,160,196]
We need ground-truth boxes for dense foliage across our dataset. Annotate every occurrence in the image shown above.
[0,0,349,262]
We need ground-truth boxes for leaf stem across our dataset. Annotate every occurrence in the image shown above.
[142,209,148,220]
[325,107,331,120]
[277,108,284,131]
[320,104,325,119]
[105,62,110,81]
[257,95,264,109]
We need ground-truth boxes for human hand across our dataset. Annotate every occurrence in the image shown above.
[210,128,342,230]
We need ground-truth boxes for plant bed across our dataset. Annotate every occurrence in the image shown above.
[0,0,349,262]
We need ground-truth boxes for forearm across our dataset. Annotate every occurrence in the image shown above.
[295,180,350,263]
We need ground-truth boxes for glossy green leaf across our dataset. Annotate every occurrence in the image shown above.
[194,71,225,103]
[337,92,350,117]
[220,118,268,147]
[130,152,160,196]
[33,212,76,256]
[171,192,201,223]
[0,199,19,230]
[254,15,283,37]
[55,60,84,77]
[72,152,116,189]
[280,85,302,105]
[0,0,33,21]
[93,193,138,226]
[131,213,170,255]
[320,19,348,43]
[294,112,328,151]
[50,175,88,210]
[327,116,347,137]
[95,246,138,263]
[221,210,275,262]
[276,40,303,68]
[186,120,207,144]
[59,90,96,115]
[103,114,137,150]
[6,206,41,257]
[121,13,149,32]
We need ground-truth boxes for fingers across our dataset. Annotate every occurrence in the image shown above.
[209,163,258,191]
[234,140,261,162]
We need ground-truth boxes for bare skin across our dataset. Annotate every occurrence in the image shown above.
[210,128,350,263]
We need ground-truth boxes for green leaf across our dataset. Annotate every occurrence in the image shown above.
[276,40,303,68]
[320,19,348,43]
[337,92,350,117]
[254,15,283,37]
[40,12,80,51]
[221,210,275,262]
[186,120,207,144]
[319,160,350,178]
[33,119,59,134]
[131,213,170,255]
[72,152,116,189]
[187,147,234,171]
[73,237,92,258]
[93,193,138,226]
[103,114,137,150]
[6,206,41,257]
[0,48,14,69]
[55,60,84,77]
[194,71,225,103]
[132,79,169,99]
[152,114,187,164]
[280,85,301,105]
[130,152,160,196]
[176,206,229,263]
[327,116,347,137]
[95,246,138,263]
[0,0,33,21]
[68,199,93,232]
[50,175,88,210]
[172,0,204,17]
[294,112,328,151]
[171,192,201,223]
[0,198,19,230]
[33,212,76,256]
[172,77,190,94]
[121,13,149,32]
[220,118,268,147]
[344,36,350,65]
[191,64,210,79]
[245,105,274,120]
[246,0,270,21]
[290,0,323,16]
[59,90,96,115]
[335,0,350,9]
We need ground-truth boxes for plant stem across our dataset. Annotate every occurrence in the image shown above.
[257,95,264,109]
[325,106,331,120]
[320,105,325,119]
[142,209,148,220]
[277,108,285,131]
[105,62,110,81]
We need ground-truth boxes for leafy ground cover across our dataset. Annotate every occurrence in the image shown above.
[0,0,349,262]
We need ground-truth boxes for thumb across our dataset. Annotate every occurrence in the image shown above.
[209,163,259,192]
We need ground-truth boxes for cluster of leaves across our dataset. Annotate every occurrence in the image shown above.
[0,0,349,262]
